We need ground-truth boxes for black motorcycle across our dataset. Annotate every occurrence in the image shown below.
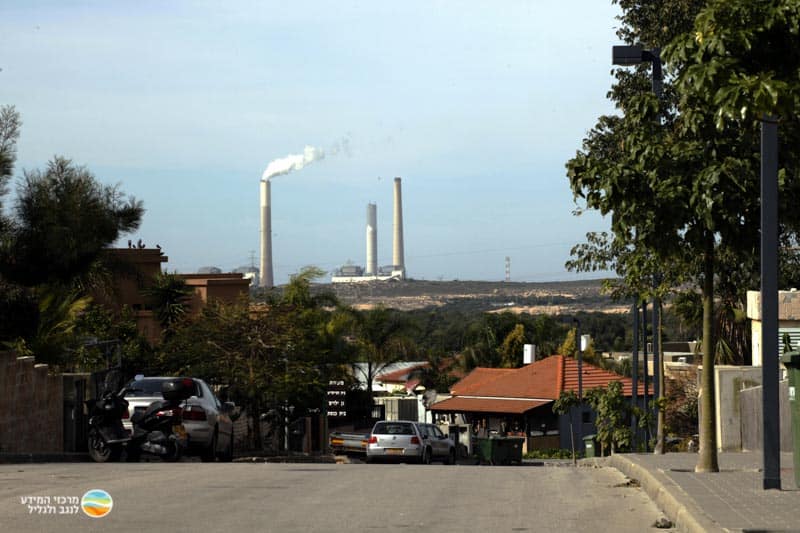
[124,377,193,462]
[86,375,193,463]
[85,371,130,463]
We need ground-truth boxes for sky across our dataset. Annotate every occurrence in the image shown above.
[1,0,623,284]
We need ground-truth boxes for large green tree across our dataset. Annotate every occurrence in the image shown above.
[663,0,800,472]
[0,109,145,369]
[565,0,800,471]
[1,156,143,287]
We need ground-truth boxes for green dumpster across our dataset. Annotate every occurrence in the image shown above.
[475,436,524,465]
[583,434,597,458]
[780,351,800,488]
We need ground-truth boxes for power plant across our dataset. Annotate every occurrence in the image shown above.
[332,177,406,283]
[258,153,406,287]
[259,179,273,288]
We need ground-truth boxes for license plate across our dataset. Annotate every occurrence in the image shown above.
[173,425,187,439]
[386,448,403,455]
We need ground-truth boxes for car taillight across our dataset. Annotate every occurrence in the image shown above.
[182,405,207,421]
[156,407,182,418]
[410,436,420,445]
[368,436,377,444]
[122,407,130,419]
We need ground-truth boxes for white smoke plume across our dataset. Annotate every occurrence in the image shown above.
[261,145,325,181]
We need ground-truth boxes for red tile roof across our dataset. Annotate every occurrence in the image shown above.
[431,397,550,414]
[448,355,643,402]
[377,364,428,383]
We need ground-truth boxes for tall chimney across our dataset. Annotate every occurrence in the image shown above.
[259,180,273,288]
[392,177,405,277]
[366,202,377,275]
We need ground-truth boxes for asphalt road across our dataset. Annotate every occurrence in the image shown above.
[1,461,671,532]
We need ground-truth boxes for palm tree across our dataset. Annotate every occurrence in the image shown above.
[349,306,417,403]
[144,272,192,334]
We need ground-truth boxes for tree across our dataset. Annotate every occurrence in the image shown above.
[565,0,800,471]
[1,156,144,287]
[662,0,800,473]
[0,105,21,214]
[585,381,635,456]
[553,390,580,465]
[499,323,527,368]
[144,272,193,336]
[0,111,145,370]
[348,306,416,403]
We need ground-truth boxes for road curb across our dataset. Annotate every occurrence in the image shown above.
[0,453,90,464]
[604,454,722,533]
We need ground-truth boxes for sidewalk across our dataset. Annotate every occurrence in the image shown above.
[604,451,799,533]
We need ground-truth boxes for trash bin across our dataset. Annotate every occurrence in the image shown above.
[780,351,800,488]
[475,436,524,465]
[583,434,597,458]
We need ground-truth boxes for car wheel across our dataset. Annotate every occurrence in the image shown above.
[420,447,431,465]
[87,430,121,463]
[446,448,456,465]
[201,428,218,462]
[219,430,234,463]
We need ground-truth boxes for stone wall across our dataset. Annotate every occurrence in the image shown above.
[0,351,64,453]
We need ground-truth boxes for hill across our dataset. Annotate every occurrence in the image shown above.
[318,278,628,314]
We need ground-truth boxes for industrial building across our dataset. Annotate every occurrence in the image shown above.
[331,177,407,283]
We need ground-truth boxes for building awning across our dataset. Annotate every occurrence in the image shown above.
[430,396,552,415]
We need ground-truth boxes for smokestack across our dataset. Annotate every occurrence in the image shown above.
[392,177,405,276]
[259,180,273,288]
[366,203,377,275]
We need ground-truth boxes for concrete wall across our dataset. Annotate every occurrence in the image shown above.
[714,366,763,451]
[0,352,64,453]
[740,381,792,452]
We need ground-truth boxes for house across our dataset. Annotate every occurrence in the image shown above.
[94,248,250,344]
[430,355,646,453]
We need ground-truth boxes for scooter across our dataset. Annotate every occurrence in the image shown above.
[86,375,193,463]
[85,370,130,463]
[124,377,193,462]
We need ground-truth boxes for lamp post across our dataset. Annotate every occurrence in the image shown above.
[761,115,780,489]
[613,44,664,453]
[573,317,583,446]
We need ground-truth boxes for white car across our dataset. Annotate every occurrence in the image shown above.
[366,421,456,464]
[123,376,235,462]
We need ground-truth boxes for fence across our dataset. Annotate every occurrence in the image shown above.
[740,381,792,452]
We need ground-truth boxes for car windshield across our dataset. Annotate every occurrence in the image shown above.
[124,379,167,398]
[373,422,414,435]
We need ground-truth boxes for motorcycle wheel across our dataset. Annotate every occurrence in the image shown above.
[163,440,181,462]
[88,429,122,463]
[125,447,141,463]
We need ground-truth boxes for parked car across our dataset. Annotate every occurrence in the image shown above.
[366,420,456,464]
[122,376,235,462]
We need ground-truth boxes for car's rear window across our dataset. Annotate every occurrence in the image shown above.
[373,422,415,435]
[124,379,167,397]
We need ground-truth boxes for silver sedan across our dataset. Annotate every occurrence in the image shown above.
[123,376,235,462]
[366,420,456,464]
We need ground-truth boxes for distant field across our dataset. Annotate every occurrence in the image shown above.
[316,278,629,314]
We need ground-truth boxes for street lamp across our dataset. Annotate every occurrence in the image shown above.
[573,318,583,446]
[612,45,662,98]
[612,44,664,453]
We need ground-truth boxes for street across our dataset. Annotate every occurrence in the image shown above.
[0,461,670,532]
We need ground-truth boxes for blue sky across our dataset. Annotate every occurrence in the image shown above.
[2,0,621,284]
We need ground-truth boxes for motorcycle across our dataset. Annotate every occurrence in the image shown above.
[124,377,193,462]
[86,374,193,463]
[85,369,130,463]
